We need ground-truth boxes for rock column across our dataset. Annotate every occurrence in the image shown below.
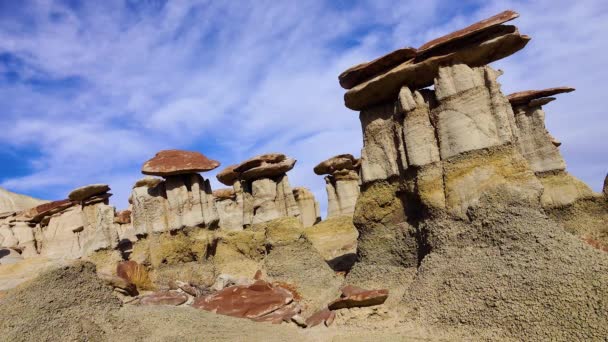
[314,154,361,218]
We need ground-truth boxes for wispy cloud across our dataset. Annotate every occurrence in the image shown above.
[0,0,606,215]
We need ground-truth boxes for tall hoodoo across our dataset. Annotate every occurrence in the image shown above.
[341,10,608,340]
[314,154,361,218]
[131,149,220,235]
[292,187,321,227]
[232,153,300,226]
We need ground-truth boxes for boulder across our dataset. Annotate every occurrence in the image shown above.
[141,149,220,176]
[507,86,575,106]
[328,286,389,310]
[140,291,188,306]
[68,184,110,201]
[216,164,239,186]
[339,47,417,89]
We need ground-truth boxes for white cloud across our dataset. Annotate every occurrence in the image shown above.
[0,0,606,217]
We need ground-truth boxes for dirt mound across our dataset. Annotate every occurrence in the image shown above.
[0,261,122,342]
[407,189,608,340]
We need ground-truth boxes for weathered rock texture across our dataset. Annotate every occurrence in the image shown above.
[292,187,320,227]
[142,149,220,176]
[314,154,361,218]
[342,10,608,340]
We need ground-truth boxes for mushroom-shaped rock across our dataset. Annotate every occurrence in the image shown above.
[141,149,220,176]
[213,188,236,200]
[507,87,575,106]
[68,184,110,201]
[339,47,417,89]
[234,153,296,181]
[314,154,360,175]
[343,10,529,110]
[216,164,239,186]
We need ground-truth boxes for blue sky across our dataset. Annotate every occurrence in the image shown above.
[0,0,606,216]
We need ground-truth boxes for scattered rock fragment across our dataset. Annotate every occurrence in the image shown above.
[140,291,188,306]
[305,308,336,327]
[328,285,388,310]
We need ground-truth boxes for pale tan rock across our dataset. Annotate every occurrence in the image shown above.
[215,188,244,231]
[130,181,169,235]
[511,103,566,173]
[240,158,297,181]
[292,187,320,227]
[0,222,18,249]
[359,103,406,184]
[38,207,85,259]
[164,174,219,230]
[432,64,515,159]
[0,248,23,265]
[0,187,47,214]
[68,184,110,201]
[398,87,440,167]
[11,222,37,257]
[251,178,280,224]
[538,171,596,208]
[132,176,163,189]
[275,176,300,221]
[80,202,119,255]
[303,216,358,271]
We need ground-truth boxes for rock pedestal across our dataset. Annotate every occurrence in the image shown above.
[314,154,361,218]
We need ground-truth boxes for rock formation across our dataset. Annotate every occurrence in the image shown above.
[314,154,361,218]
[292,187,320,227]
[130,150,220,235]
[341,10,608,340]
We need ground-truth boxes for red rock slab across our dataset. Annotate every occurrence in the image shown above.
[140,291,188,306]
[213,188,236,201]
[117,260,154,290]
[339,47,417,89]
[328,287,389,310]
[344,27,530,110]
[238,157,296,181]
[250,302,301,324]
[507,87,575,106]
[114,210,132,224]
[68,184,110,201]
[142,149,220,176]
[305,308,336,328]
[417,10,519,55]
[21,199,74,222]
[233,153,286,173]
[191,280,294,319]
[82,193,112,206]
[216,164,240,186]
[314,154,359,175]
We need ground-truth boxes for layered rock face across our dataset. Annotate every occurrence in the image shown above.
[342,10,608,340]
[314,154,361,218]
[0,184,121,260]
[291,187,320,227]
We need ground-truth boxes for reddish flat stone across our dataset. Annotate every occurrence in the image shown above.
[507,87,575,106]
[114,210,132,224]
[68,184,110,201]
[251,302,301,324]
[191,280,294,319]
[305,308,336,328]
[328,286,389,310]
[216,164,240,186]
[140,291,188,306]
[21,199,74,222]
[82,193,112,206]
[234,154,296,181]
[234,153,286,173]
[142,149,220,176]
[339,47,417,89]
[417,10,519,55]
[314,154,359,175]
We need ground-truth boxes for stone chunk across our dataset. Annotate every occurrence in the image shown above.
[292,187,320,227]
[305,308,335,327]
[142,149,220,176]
[132,176,163,189]
[507,87,575,106]
[239,157,296,181]
[313,154,360,175]
[68,184,110,201]
[22,199,74,223]
[140,291,188,306]
[216,164,239,186]
[98,272,137,296]
[339,47,417,89]
[328,285,388,310]
[192,279,295,320]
